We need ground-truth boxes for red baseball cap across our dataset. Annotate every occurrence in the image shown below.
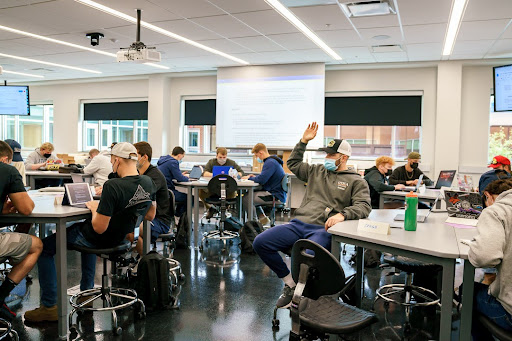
[488,155,511,168]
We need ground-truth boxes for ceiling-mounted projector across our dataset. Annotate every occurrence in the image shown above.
[117,9,161,64]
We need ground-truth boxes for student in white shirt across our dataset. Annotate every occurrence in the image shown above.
[83,149,112,186]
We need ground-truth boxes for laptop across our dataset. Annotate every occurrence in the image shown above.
[64,183,93,208]
[394,195,439,223]
[212,166,232,177]
[188,165,203,180]
[401,174,423,192]
[444,190,483,220]
[71,173,84,183]
[432,170,457,189]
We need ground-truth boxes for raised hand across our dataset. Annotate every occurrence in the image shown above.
[301,122,319,143]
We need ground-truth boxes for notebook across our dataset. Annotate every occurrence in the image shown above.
[444,190,483,220]
[63,183,93,208]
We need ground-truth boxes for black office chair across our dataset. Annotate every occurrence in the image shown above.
[477,314,512,341]
[200,175,239,252]
[0,318,18,341]
[256,175,290,227]
[68,201,152,338]
[281,239,377,341]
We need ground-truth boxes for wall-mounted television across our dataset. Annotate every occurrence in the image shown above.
[0,85,30,116]
[493,64,512,112]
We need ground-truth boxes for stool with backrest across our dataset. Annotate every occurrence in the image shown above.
[374,255,441,335]
[200,175,239,252]
[256,175,290,227]
[0,318,18,341]
[477,314,512,341]
[284,239,377,341]
[68,201,152,338]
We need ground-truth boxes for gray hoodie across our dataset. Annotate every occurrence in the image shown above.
[25,148,60,170]
[469,188,512,315]
[287,141,371,226]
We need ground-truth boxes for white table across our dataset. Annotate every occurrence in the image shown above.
[26,171,93,189]
[379,189,441,208]
[175,178,260,248]
[329,210,473,341]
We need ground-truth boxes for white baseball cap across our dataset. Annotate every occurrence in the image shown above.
[318,139,352,157]
[107,142,138,160]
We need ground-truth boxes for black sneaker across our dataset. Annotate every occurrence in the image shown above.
[0,303,16,321]
[206,207,215,220]
[276,285,295,308]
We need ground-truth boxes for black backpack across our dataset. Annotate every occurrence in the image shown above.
[176,212,190,249]
[135,251,172,310]
[239,221,264,254]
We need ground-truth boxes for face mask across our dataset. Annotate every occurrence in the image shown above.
[324,157,342,171]
[178,159,182,164]
[411,162,419,169]
[217,158,227,165]
[136,158,145,170]
[256,157,263,164]
[43,153,52,158]
[386,169,392,176]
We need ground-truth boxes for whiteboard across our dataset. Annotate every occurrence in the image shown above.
[216,63,325,149]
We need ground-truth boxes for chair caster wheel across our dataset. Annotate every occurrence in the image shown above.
[137,311,146,320]
[384,301,390,308]
[199,246,203,252]
[113,326,122,336]
[178,274,186,282]
[70,324,78,337]
[342,251,347,255]
[272,319,280,330]
[229,240,233,245]
[205,240,209,245]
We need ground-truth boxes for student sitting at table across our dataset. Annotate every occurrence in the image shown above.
[83,148,112,186]
[24,143,156,323]
[4,139,26,186]
[469,179,512,340]
[0,140,42,321]
[127,142,171,261]
[242,143,286,225]
[24,142,61,171]
[200,147,244,219]
[364,156,405,208]
[157,146,189,216]
[252,122,371,309]
[478,155,511,197]
[389,152,433,187]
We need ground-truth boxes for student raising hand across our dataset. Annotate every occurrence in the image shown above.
[301,122,319,143]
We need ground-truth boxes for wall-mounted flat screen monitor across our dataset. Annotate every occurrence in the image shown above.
[0,86,30,116]
[494,64,512,112]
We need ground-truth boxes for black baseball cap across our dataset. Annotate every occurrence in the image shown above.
[4,139,23,162]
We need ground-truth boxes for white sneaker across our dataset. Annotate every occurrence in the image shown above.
[130,256,141,276]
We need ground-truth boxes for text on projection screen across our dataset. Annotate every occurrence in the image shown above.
[216,64,325,149]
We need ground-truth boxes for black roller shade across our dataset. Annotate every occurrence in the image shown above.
[84,101,148,121]
[185,99,216,125]
[325,96,422,126]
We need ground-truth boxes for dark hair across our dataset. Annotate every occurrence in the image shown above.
[172,146,185,156]
[134,141,152,160]
[0,141,13,160]
[484,179,512,195]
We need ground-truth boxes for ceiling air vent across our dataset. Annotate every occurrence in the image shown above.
[338,0,396,17]
[371,44,403,53]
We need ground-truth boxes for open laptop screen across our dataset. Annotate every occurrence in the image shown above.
[435,170,456,189]
[189,165,203,180]
[64,183,93,206]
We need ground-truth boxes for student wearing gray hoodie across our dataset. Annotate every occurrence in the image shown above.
[469,179,512,340]
[252,122,371,309]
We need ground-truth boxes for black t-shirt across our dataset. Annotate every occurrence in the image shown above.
[81,175,156,247]
[0,163,26,208]
[143,165,171,226]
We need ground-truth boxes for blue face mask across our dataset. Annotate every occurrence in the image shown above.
[178,159,182,164]
[256,157,263,164]
[324,157,342,171]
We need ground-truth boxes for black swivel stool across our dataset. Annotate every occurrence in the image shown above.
[477,314,512,341]
[282,239,377,341]
[0,318,18,341]
[200,175,239,252]
[256,175,290,227]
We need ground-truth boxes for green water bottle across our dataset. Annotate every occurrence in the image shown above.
[404,191,418,231]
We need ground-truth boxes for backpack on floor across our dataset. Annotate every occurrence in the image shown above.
[224,216,244,232]
[135,251,173,310]
[239,220,264,254]
[176,212,190,249]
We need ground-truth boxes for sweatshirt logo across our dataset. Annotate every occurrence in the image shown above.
[126,185,151,208]
[337,181,349,190]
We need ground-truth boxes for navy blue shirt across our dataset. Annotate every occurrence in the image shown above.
[250,156,286,203]
[479,169,511,194]
[157,155,189,191]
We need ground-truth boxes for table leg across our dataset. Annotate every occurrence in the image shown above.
[193,187,199,248]
[331,237,340,262]
[238,189,243,222]
[440,259,455,341]
[56,219,68,339]
[355,246,364,308]
[142,220,151,254]
[187,187,192,247]
[29,176,36,191]
[379,195,385,209]
[248,187,254,221]
[459,260,475,341]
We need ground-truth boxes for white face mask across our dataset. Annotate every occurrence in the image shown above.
[136,157,146,170]
[217,158,227,165]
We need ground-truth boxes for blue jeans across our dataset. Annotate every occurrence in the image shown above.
[252,219,331,278]
[38,222,97,307]
[472,282,512,340]
[150,218,170,242]
[173,190,188,217]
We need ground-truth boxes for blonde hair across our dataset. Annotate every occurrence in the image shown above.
[216,147,228,156]
[376,156,395,168]
[40,142,54,152]
[251,143,267,154]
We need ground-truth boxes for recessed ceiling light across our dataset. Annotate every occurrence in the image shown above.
[442,0,469,56]
[74,0,249,65]
[264,0,342,60]
[0,52,102,74]
[2,70,44,78]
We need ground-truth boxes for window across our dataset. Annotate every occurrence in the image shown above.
[489,95,512,160]
[182,99,217,154]
[82,120,148,151]
[0,104,53,150]
[183,125,216,153]
[323,125,420,158]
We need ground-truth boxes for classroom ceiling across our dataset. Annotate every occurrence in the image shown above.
[0,0,511,82]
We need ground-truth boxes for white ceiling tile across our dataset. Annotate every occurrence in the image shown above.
[155,42,212,58]
[208,0,272,14]
[255,51,307,64]
[230,52,279,64]
[495,22,512,39]
[76,0,182,22]
[372,52,408,62]
[290,48,332,62]
[198,39,253,54]
[316,30,365,47]
[463,0,512,21]
[334,46,373,60]
[230,36,286,52]
[145,0,225,18]
[28,51,114,66]
[0,40,48,56]
[190,15,259,38]
[485,39,512,58]
[233,10,298,35]
[343,57,377,64]
[358,26,403,43]
[102,26,179,45]
[406,43,443,57]
[458,19,510,41]
[266,33,319,50]
[403,24,447,44]
[452,40,494,55]
[290,5,353,31]
[351,14,399,29]
[0,1,49,9]
[396,0,451,25]
[152,19,222,41]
